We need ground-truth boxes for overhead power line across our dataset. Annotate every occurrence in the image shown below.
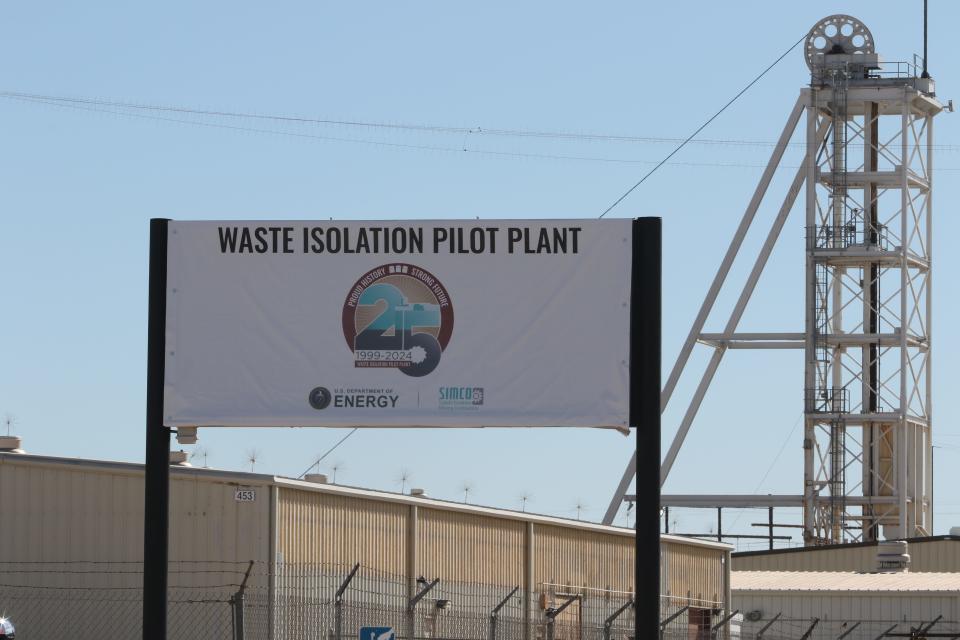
[0,90,474,134]
[1,89,957,173]
[597,33,808,218]
[0,92,796,168]
[4,90,959,151]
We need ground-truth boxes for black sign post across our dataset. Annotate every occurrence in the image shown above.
[631,217,661,640]
[144,218,171,640]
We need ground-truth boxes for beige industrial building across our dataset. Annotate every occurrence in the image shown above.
[732,571,960,638]
[730,540,960,638]
[733,535,960,573]
[0,450,732,639]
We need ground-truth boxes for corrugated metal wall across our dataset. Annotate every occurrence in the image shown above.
[0,455,733,639]
[276,484,728,609]
[277,488,408,574]
[532,523,633,593]
[0,457,144,563]
[417,507,524,586]
[662,540,725,606]
[0,455,729,610]
[733,539,960,573]
[273,484,729,640]
[0,456,271,588]
[169,473,271,568]
[275,484,732,601]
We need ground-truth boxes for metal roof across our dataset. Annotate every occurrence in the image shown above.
[0,451,732,552]
[733,535,960,558]
[733,570,960,593]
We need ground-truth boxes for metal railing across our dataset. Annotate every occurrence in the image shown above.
[806,224,890,252]
[805,387,850,414]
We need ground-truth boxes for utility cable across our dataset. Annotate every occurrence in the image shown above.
[724,411,804,535]
[0,93,794,168]
[4,87,958,170]
[298,428,358,479]
[0,90,473,135]
[6,89,958,150]
[598,34,807,218]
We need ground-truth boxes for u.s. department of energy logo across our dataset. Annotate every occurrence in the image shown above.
[342,263,454,377]
[308,386,332,410]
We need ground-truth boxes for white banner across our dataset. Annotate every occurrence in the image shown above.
[163,219,634,428]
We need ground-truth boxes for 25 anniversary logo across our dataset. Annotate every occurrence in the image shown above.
[342,264,454,378]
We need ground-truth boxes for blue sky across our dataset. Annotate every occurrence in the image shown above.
[1,1,958,545]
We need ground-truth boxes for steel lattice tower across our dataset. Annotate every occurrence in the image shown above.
[604,15,945,546]
[802,15,939,543]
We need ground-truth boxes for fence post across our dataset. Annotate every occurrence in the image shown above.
[490,586,520,640]
[231,561,254,640]
[335,564,361,640]
[602,598,633,640]
[916,614,943,638]
[799,618,820,640]
[235,590,246,640]
[334,596,341,640]
[755,612,781,640]
[408,577,441,640]
[710,610,739,640]
[659,606,689,640]
[544,595,579,640]
[836,621,861,639]
[231,595,238,640]
[874,624,898,640]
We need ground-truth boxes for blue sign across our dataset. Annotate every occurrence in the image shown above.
[360,627,395,640]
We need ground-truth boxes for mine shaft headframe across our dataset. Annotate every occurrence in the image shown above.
[805,14,876,71]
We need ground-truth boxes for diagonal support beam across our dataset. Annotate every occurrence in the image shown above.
[603,96,809,525]
[660,95,806,412]
[660,117,831,486]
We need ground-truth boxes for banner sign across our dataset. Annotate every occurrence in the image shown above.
[163,219,636,428]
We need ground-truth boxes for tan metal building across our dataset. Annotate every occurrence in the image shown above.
[732,571,960,639]
[0,451,732,639]
[732,536,960,573]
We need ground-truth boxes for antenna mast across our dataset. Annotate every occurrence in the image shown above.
[922,0,930,78]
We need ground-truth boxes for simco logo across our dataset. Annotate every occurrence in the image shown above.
[439,386,484,411]
[342,264,454,377]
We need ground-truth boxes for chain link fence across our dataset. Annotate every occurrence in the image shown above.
[0,585,236,638]
[0,561,641,640]
[0,560,244,639]
[659,596,729,640]
[4,561,955,639]
[737,616,960,640]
